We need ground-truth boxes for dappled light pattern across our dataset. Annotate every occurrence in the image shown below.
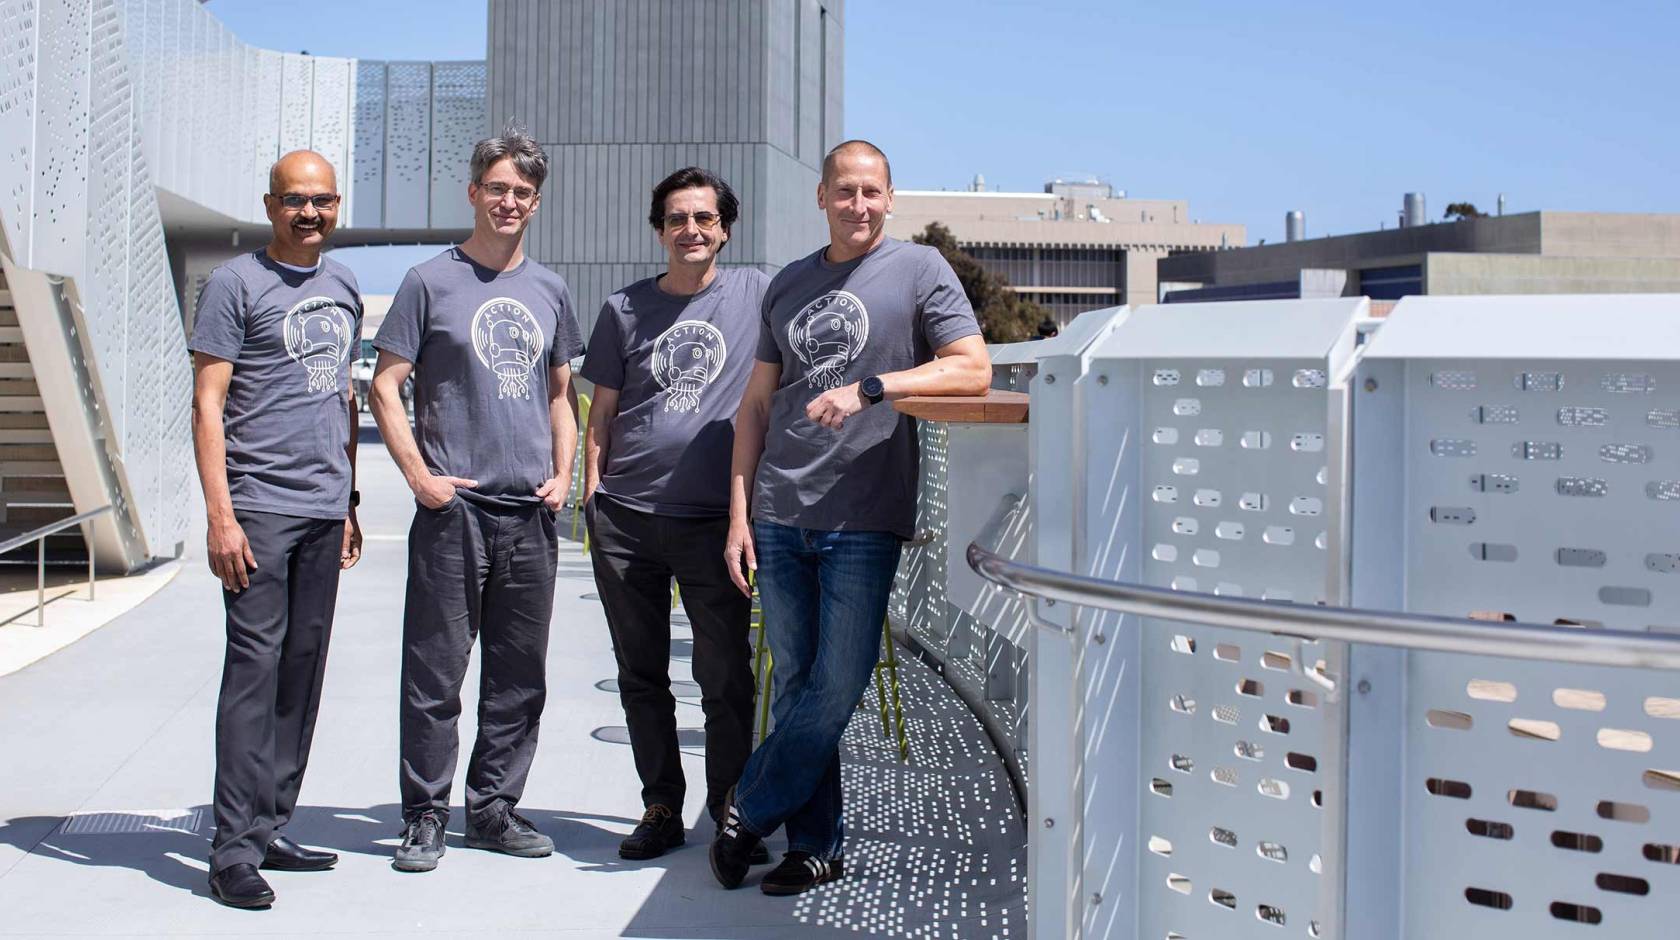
[788,661,1027,937]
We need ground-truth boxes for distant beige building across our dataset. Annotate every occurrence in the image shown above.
[884,178,1245,325]
[1159,209,1680,305]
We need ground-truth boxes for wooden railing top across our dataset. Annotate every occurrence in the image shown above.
[893,390,1029,424]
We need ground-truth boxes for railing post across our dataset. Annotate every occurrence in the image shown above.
[36,538,45,626]
[84,519,96,601]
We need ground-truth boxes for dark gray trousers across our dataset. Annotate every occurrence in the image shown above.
[399,498,558,826]
[211,510,343,873]
[585,496,755,823]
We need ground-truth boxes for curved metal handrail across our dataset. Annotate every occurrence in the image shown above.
[967,536,1680,671]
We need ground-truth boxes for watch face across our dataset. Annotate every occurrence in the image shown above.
[862,376,884,400]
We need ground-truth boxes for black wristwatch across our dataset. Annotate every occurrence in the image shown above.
[349,489,361,509]
[860,375,885,405]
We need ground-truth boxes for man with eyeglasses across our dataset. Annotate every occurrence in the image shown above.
[710,140,991,895]
[371,126,582,873]
[581,167,768,863]
[189,149,363,909]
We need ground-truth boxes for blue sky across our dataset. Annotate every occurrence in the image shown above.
[208,0,1678,287]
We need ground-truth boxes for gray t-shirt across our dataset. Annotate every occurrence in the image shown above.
[752,237,981,537]
[581,267,769,517]
[373,247,584,508]
[187,250,361,520]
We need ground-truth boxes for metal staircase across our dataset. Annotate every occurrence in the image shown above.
[0,272,84,563]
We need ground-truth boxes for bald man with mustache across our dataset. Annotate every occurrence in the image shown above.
[189,150,363,909]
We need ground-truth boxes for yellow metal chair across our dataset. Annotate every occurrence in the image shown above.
[570,392,591,552]
[749,582,908,762]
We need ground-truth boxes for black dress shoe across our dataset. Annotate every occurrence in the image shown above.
[209,863,275,909]
[262,835,338,872]
[619,804,684,860]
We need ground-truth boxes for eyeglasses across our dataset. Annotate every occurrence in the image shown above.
[481,182,539,203]
[271,192,340,210]
[663,211,721,231]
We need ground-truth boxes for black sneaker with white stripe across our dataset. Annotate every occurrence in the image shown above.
[760,851,844,896]
[708,793,762,890]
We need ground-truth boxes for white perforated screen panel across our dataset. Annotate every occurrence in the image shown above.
[1136,357,1334,940]
[1397,356,1680,936]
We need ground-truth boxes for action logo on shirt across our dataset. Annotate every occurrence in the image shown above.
[283,297,355,393]
[471,297,547,400]
[652,319,728,414]
[787,290,869,390]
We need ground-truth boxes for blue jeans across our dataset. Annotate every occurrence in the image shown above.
[733,522,902,860]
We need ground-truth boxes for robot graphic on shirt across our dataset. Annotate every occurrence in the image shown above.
[283,296,355,394]
[471,297,547,400]
[652,319,728,414]
[787,289,869,391]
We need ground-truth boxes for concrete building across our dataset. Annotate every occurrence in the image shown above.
[490,0,843,335]
[1160,210,1680,304]
[883,179,1244,324]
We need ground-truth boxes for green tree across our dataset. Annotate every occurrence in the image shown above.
[1444,202,1485,221]
[912,222,1048,344]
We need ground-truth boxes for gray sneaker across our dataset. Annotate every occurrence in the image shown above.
[393,811,447,873]
[465,809,554,858]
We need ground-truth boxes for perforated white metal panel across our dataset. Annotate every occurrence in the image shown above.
[1401,358,1680,629]
[1384,355,1680,936]
[350,60,386,228]
[1135,356,1335,940]
[251,48,283,211]
[429,61,485,229]
[894,421,951,652]
[277,52,312,154]
[383,61,431,228]
[0,0,38,259]
[31,0,90,275]
[309,56,350,187]
[84,0,129,444]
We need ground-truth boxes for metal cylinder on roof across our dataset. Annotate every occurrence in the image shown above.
[1285,210,1304,242]
[1403,192,1427,227]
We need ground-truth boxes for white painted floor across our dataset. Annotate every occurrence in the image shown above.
[0,417,1026,939]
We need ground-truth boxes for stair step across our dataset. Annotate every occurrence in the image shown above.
[0,363,32,379]
[0,326,23,344]
[0,311,17,328]
[0,380,39,395]
[0,444,60,460]
[0,289,11,306]
[0,429,52,444]
[0,461,64,477]
[0,396,44,412]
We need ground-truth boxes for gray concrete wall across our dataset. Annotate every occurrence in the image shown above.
[1423,253,1680,295]
[1159,212,1680,290]
[488,0,841,335]
[1535,212,1680,258]
[1159,212,1546,286]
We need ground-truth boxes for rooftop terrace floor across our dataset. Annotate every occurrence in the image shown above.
[0,418,1026,938]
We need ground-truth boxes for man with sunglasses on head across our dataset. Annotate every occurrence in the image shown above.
[371,126,583,873]
[581,168,768,863]
[189,150,363,909]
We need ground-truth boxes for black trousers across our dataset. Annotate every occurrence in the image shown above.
[211,510,343,873]
[399,498,558,826]
[586,496,755,822]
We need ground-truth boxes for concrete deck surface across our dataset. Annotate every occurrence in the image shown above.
[0,417,1026,939]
